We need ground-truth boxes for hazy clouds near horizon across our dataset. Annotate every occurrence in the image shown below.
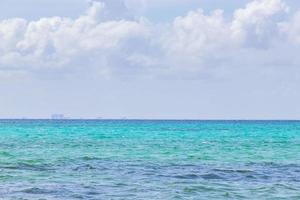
[0,0,300,119]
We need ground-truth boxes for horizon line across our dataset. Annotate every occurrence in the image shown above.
[0,118,300,121]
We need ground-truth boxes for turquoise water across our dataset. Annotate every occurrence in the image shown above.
[0,120,300,199]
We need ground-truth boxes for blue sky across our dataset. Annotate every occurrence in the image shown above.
[0,0,248,20]
[0,0,300,119]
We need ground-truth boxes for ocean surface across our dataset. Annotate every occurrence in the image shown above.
[0,120,300,200]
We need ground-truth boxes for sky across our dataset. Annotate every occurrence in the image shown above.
[1,0,300,119]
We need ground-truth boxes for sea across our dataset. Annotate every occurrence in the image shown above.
[0,120,299,199]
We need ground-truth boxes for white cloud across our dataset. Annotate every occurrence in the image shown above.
[0,18,27,52]
[164,9,229,57]
[231,0,288,47]
[158,0,292,77]
[0,0,299,79]
[0,1,149,77]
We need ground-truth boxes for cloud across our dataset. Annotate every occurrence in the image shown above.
[158,0,292,77]
[0,0,299,80]
[0,1,149,78]
[231,0,288,47]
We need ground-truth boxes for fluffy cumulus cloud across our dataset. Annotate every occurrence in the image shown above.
[0,0,300,79]
[0,1,149,78]
[231,0,288,46]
